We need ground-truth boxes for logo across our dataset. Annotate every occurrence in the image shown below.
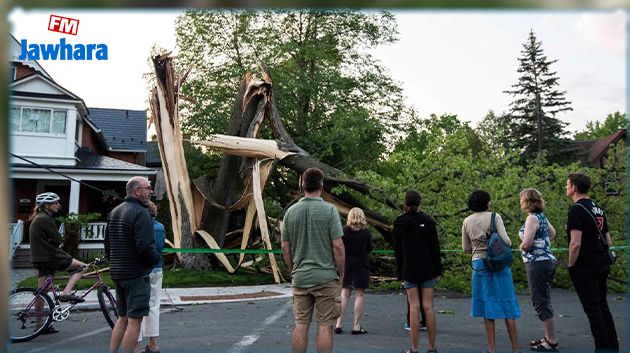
[48,15,79,35]
[18,14,108,61]
[18,39,108,60]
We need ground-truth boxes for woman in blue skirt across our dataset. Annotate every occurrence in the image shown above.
[462,190,521,353]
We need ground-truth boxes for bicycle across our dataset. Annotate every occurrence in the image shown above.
[8,257,118,342]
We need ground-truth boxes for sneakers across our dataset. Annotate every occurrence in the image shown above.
[404,323,427,331]
[58,294,85,303]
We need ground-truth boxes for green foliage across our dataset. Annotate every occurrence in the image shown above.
[55,212,101,226]
[354,114,626,292]
[18,272,115,290]
[503,30,573,164]
[174,9,410,173]
[17,268,276,289]
[184,142,220,181]
[574,112,628,140]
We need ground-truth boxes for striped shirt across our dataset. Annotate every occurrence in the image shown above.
[281,197,343,288]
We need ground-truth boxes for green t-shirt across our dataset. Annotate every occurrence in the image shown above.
[281,197,343,288]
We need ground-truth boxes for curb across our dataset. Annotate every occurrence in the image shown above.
[64,283,293,311]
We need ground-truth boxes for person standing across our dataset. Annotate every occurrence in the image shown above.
[565,173,618,353]
[29,192,87,334]
[105,176,160,353]
[136,201,165,353]
[518,188,558,352]
[281,167,345,353]
[462,189,520,353]
[334,207,372,335]
[394,190,442,353]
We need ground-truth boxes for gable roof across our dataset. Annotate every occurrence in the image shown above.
[9,33,52,79]
[87,108,148,152]
[586,129,627,167]
[10,72,88,117]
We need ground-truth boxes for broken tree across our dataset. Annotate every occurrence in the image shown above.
[150,54,399,283]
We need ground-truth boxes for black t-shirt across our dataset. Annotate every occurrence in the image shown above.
[566,198,609,268]
[342,226,373,270]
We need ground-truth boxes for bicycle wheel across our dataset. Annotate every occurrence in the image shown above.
[97,286,118,328]
[9,288,55,342]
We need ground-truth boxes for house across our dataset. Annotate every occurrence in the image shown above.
[574,129,627,168]
[8,34,155,265]
[574,129,627,195]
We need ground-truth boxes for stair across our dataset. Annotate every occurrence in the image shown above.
[11,247,32,269]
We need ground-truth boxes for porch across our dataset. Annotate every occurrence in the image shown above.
[10,221,107,268]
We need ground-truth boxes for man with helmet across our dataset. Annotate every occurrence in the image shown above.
[29,192,87,333]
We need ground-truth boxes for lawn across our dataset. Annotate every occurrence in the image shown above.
[16,268,278,290]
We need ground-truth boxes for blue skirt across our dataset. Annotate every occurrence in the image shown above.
[470,259,521,319]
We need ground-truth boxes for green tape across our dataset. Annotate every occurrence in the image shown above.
[163,246,629,255]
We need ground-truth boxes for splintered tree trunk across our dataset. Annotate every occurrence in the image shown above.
[199,73,272,247]
[151,54,398,276]
[150,54,208,269]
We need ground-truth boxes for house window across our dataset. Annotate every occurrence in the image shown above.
[10,106,67,135]
[9,67,16,81]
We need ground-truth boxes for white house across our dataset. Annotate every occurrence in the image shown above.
[8,34,155,264]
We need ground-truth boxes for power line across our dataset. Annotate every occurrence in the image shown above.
[9,153,123,201]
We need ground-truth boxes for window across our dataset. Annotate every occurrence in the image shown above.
[10,106,67,135]
[9,67,16,81]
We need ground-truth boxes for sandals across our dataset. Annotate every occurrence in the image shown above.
[530,337,558,352]
[351,327,368,335]
[531,342,558,352]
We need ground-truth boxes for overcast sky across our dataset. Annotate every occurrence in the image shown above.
[8,9,627,134]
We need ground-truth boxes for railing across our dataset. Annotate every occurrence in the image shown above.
[80,222,107,241]
[9,220,24,259]
[59,222,107,250]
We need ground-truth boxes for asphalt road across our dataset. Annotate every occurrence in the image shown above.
[8,289,628,353]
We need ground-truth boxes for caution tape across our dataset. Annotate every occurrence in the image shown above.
[162,245,630,255]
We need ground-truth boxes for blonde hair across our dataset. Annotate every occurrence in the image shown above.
[346,207,367,231]
[519,188,545,213]
[147,201,158,217]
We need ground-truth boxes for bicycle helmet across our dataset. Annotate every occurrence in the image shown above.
[35,192,60,207]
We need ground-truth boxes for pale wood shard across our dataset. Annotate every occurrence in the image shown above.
[193,135,296,160]
[251,159,280,283]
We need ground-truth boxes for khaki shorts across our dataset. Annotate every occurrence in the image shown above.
[292,279,341,326]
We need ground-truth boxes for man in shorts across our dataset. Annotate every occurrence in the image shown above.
[281,167,345,353]
[29,192,87,334]
[105,176,160,353]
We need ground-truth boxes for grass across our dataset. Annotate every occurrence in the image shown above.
[16,267,277,290]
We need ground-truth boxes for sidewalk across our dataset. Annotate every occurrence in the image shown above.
[10,268,293,310]
[74,283,294,310]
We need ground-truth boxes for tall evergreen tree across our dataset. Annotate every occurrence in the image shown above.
[504,30,573,164]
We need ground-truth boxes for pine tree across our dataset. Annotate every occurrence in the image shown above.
[504,30,573,164]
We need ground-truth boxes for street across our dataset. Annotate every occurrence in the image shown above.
[9,289,628,353]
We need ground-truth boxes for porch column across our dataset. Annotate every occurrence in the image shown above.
[68,180,80,214]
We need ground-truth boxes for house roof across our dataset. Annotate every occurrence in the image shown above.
[87,108,148,152]
[12,148,154,173]
[146,141,162,166]
[9,34,53,79]
[10,72,89,117]
[75,151,154,171]
[586,129,627,167]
